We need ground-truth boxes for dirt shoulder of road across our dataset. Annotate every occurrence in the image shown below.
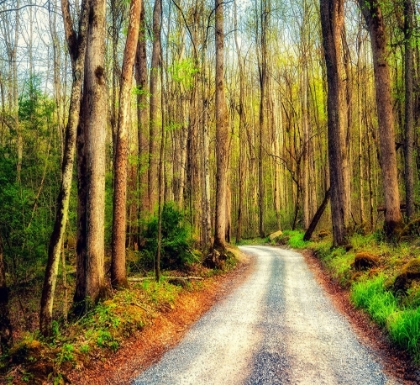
[302,249,420,385]
[67,251,255,385]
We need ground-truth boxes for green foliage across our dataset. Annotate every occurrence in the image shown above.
[351,275,397,327]
[0,149,51,280]
[0,74,62,283]
[388,308,420,359]
[169,58,199,90]
[283,230,307,249]
[142,203,194,269]
[57,344,74,364]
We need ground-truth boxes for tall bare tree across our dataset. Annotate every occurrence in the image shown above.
[358,0,403,237]
[213,0,229,250]
[40,0,90,336]
[320,0,349,246]
[111,0,142,289]
[135,1,148,238]
[403,0,415,220]
[148,0,163,212]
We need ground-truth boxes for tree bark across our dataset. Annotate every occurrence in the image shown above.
[135,1,148,239]
[40,0,90,336]
[148,0,162,212]
[234,0,245,243]
[358,0,403,237]
[74,0,107,312]
[320,0,349,246]
[213,0,229,250]
[404,0,415,220]
[111,0,142,289]
[303,188,331,241]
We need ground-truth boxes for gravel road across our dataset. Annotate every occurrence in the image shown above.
[133,246,400,385]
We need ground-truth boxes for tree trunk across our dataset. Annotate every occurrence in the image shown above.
[111,0,142,289]
[135,1,148,243]
[257,0,269,238]
[213,0,229,250]
[358,0,403,237]
[74,0,107,312]
[303,188,331,241]
[0,234,12,354]
[234,0,245,243]
[320,0,349,246]
[40,0,90,336]
[404,0,415,220]
[148,0,162,212]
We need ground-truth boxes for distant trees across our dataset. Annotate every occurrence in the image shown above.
[0,0,418,339]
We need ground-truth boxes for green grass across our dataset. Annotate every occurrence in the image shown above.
[307,232,420,361]
[285,230,307,249]
[235,237,269,246]
[388,308,420,360]
[351,275,397,327]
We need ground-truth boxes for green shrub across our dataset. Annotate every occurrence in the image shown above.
[142,203,194,269]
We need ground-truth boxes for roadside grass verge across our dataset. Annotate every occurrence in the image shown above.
[293,230,420,362]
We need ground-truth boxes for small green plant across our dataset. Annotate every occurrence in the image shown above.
[58,344,74,363]
[142,203,194,269]
[80,344,90,354]
[96,330,113,348]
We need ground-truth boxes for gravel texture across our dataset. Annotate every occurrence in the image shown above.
[133,246,401,385]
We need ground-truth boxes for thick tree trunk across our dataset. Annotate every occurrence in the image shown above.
[148,0,162,212]
[111,0,142,289]
[40,0,89,336]
[320,0,349,246]
[0,234,12,353]
[213,0,229,250]
[358,0,403,237]
[74,0,107,311]
[404,0,415,220]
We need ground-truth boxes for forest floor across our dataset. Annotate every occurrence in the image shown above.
[3,241,420,384]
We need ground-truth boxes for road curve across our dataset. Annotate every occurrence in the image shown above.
[133,246,400,385]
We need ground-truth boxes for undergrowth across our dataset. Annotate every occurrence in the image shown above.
[0,251,241,384]
[304,231,420,362]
